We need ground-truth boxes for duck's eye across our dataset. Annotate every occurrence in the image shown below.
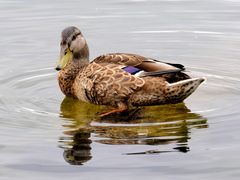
[61,41,66,46]
[64,50,68,55]
[72,35,76,41]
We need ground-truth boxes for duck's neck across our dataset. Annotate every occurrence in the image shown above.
[58,45,90,98]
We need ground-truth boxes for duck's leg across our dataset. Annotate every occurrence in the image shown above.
[99,102,128,117]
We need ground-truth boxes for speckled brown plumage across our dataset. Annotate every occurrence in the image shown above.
[73,62,145,107]
[56,26,205,115]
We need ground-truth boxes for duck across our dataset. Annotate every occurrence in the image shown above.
[55,26,205,116]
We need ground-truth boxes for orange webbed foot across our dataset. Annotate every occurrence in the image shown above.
[99,103,128,117]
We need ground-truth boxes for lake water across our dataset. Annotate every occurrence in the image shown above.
[1,0,240,179]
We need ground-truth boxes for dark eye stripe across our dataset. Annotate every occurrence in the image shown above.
[72,35,76,41]
[72,32,81,41]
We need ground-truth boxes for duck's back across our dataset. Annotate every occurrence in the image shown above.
[73,62,145,107]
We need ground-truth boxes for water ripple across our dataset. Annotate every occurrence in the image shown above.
[0,66,60,130]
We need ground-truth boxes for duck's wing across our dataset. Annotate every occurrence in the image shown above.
[93,53,185,75]
[74,62,145,106]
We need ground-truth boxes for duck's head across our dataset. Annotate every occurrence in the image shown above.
[55,26,89,71]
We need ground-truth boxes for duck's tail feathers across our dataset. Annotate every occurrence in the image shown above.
[129,77,206,106]
[165,77,206,103]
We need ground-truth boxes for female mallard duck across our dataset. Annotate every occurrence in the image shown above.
[55,26,205,116]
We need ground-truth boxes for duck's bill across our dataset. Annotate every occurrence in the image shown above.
[55,48,71,71]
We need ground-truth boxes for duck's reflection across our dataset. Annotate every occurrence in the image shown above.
[61,131,92,165]
[59,97,208,165]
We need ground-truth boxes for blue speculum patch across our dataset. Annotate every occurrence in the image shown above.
[123,66,142,75]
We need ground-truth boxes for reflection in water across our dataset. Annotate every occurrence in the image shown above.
[59,97,208,165]
[59,131,92,165]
